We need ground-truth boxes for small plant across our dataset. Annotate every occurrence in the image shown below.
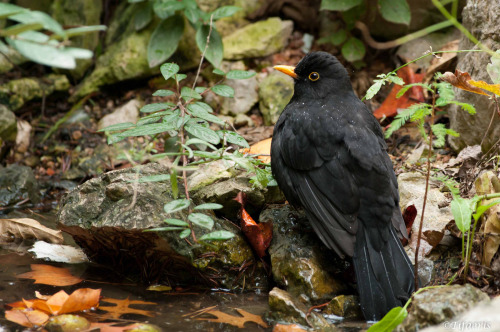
[128,0,240,68]
[0,3,105,69]
[100,22,273,242]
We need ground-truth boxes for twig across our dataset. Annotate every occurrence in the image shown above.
[191,14,214,92]
[414,92,436,289]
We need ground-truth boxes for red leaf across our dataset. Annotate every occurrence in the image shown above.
[234,192,273,258]
[401,204,417,245]
[373,66,425,119]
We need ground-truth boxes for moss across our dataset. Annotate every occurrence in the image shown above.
[259,72,294,125]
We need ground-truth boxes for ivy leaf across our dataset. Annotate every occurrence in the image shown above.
[188,213,214,230]
[218,130,249,148]
[147,15,184,67]
[164,199,191,214]
[199,230,235,241]
[212,84,234,97]
[341,36,365,62]
[378,0,411,25]
[320,0,362,11]
[196,24,223,68]
[194,203,223,210]
[185,123,220,144]
[226,70,256,80]
[160,63,179,81]
[210,6,241,20]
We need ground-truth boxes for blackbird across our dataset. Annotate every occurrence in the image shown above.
[271,51,415,321]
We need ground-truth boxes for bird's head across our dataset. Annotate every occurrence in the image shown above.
[274,51,354,99]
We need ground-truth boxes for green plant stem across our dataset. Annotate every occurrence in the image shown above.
[390,21,453,48]
[431,0,496,57]
[414,92,436,289]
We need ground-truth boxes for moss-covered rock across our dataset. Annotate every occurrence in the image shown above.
[324,295,363,320]
[223,17,293,60]
[51,0,102,79]
[0,74,70,110]
[0,164,40,207]
[258,71,294,125]
[0,46,26,74]
[0,105,17,142]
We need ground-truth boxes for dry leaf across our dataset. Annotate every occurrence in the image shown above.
[469,80,500,96]
[423,40,459,84]
[440,70,489,96]
[17,264,83,286]
[423,230,445,248]
[0,218,63,243]
[5,309,49,327]
[197,308,269,329]
[273,323,308,331]
[99,297,156,319]
[246,138,272,163]
[88,322,140,332]
[483,210,500,267]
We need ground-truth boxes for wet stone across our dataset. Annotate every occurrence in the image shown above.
[0,164,40,207]
[324,295,363,320]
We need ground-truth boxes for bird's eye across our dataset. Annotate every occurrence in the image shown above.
[308,72,320,81]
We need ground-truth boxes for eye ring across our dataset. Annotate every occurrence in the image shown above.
[309,72,320,81]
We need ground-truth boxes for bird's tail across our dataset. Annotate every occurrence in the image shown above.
[352,223,415,321]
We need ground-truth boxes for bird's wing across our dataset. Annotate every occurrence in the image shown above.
[271,100,400,257]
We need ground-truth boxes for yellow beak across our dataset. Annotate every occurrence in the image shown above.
[273,65,297,79]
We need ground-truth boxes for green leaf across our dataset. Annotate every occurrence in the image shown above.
[184,7,203,24]
[341,37,365,62]
[160,63,180,81]
[451,197,473,233]
[487,50,500,84]
[119,122,175,137]
[146,226,185,232]
[186,138,218,151]
[366,306,407,332]
[199,230,235,241]
[330,29,347,46]
[226,70,256,80]
[188,213,214,230]
[140,103,174,113]
[473,199,500,222]
[196,24,223,68]
[212,84,234,97]
[384,103,429,138]
[9,10,64,36]
[320,0,362,11]
[164,199,191,214]
[152,89,175,97]
[191,101,213,113]
[165,218,189,226]
[185,123,220,144]
[181,86,202,100]
[135,1,153,30]
[175,73,187,81]
[396,83,432,98]
[0,3,26,19]
[187,104,225,125]
[154,0,185,13]
[194,203,223,210]
[431,123,447,148]
[98,122,135,132]
[147,15,184,67]
[0,22,43,36]
[50,25,107,40]
[210,6,241,20]
[213,68,226,76]
[170,165,179,199]
[365,80,384,100]
[378,0,411,25]
[218,130,249,148]
[446,101,476,114]
[179,228,191,239]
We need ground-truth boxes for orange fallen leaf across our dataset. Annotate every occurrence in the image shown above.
[244,138,272,163]
[99,297,156,319]
[469,80,500,96]
[17,264,82,286]
[234,192,273,258]
[5,309,49,327]
[273,323,308,331]
[373,66,425,119]
[197,308,269,329]
[440,70,490,96]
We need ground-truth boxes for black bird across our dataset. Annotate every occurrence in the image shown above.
[271,51,415,321]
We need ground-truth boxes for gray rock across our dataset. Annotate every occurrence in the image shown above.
[262,205,347,302]
[0,74,70,110]
[51,0,102,79]
[0,105,17,142]
[422,296,500,332]
[268,287,336,330]
[221,75,259,116]
[259,71,294,126]
[234,113,254,128]
[448,0,500,152]
[398,284,489,332]
[0,164,40,207]
[223,18,293,60]
[58,162,266,290]
[405,249,435,287]
[398,172,453,256]
[97,99,142,131]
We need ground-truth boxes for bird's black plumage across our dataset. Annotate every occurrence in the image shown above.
[271,52,415,321]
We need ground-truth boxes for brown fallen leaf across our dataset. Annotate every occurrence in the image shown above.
[87,322,141,332]
[197,308,269,329]
[5,308,49,327]
[423,230,445,248]
[273,323,308,331]
[17,264,82,286]
[423,40,459,84]
[234,192,273,258]
[99,297,156,319]
[440,70,489,96]
[483,209,500,267]
[0,218,63,243]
